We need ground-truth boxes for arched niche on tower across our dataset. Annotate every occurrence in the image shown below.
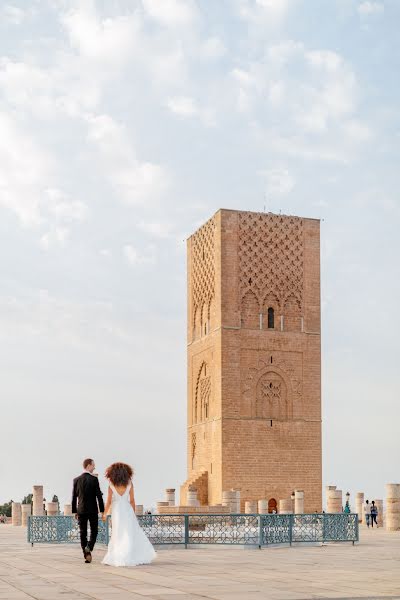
[283,294,302,332]
[252,367,293,420]
[261,293,280,331]
[194,361,212,424]
[241,289,260,329]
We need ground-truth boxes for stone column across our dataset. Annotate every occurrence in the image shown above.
[46,502,58,516]
[279,499,292,514]
[21,503,31,526]
[156,501,170,513]
[165,489,176,506]
[327,489,342,513]
[386,484,400,531]
[12,502,22,526]
[258,499,268,514]
[374,499,383,527]
[187,486,199,507]
[33,485,44,516]
[234,490,241,513]
[355,492,364,523]
[135,505,144,516]
[222,490,237,513]
[294,490,304,514]
[244,501,257,514]
[63,504,72,516]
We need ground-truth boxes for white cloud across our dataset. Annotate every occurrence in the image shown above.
[62,3,139,65]
[166,96,216,126]
[45,188,88,221]
[86,114,170,205]
[262,167,295,196]
[0,112,54,226]
[358,2,384,16]
[0,113,88,240]
[124,244,156,266]
[167,96,197,117]
[0,4,33,24]
[343,119,372,143]
[137,221,172,238]
[238,0,290,24]
[141,0,199,27]
[40,227,69,250]
[232,40,369,152]
[306,50,342,71]
[199,37,226,59]
[267,40,304,64]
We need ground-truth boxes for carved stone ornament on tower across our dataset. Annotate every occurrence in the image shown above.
[238,212,303,331]
[191,216,216,337]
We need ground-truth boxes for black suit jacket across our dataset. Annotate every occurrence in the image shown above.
[72,473,104,515]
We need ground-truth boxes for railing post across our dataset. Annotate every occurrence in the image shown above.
[258,514,262,549]
[355,513,359,544]
[184,515,189,549]
[27,515,33,547]
[289,514,293,546]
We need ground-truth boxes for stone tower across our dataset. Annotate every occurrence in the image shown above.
[180,209,322,512]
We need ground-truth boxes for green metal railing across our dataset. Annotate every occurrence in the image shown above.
[28,513,358,547]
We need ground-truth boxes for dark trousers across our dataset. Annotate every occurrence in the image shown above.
[371,514,378,527]
[78,513,98,552]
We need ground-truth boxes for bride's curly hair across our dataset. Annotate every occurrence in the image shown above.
[105,462,134,486]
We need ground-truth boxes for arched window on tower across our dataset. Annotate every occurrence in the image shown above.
[267,307,274,329]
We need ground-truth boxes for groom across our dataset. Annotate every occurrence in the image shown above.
[72,458,104,563]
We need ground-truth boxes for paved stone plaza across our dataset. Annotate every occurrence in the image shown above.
[1,526,399,600]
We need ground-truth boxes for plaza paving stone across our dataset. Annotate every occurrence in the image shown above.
[0,525,399,599]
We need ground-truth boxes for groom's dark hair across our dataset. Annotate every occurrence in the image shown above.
[83,458,94,469]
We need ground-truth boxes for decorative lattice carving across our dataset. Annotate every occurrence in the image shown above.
[238,212,303,313]
[191,217,216,326]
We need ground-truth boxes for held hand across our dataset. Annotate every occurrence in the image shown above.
[74,514,79,520]
[101,513,107,522]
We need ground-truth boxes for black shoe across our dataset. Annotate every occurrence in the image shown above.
[84,546,92,563]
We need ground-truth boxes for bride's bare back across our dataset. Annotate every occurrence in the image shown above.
[103,482,136,519]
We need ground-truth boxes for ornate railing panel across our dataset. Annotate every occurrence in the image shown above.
[187,514,259,545]
[138,515,185,545]
[292,514,323,543]
[261,514,291,545]
[322,513,358,542]
[28,516,109,545]
[28,514,358,546]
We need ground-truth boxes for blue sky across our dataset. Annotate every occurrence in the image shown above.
[0,0,399,509]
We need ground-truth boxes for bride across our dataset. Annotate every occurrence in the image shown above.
[101,462,156,567]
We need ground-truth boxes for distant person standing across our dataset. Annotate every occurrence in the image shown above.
[370,501,378,527]
[364,499,370,527]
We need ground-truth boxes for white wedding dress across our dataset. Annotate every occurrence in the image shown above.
[102,483,156,567]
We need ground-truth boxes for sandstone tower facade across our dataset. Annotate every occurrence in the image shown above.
[181,209,322,512]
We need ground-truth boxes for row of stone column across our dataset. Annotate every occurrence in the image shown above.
[245,491,304,515]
